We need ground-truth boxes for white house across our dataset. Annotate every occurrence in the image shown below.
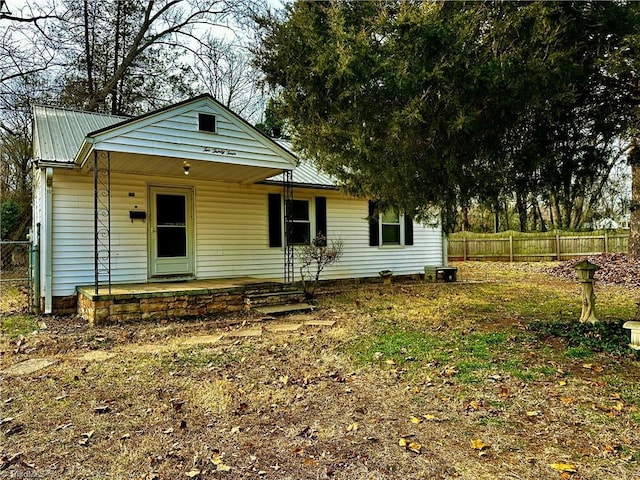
[31,95,445,320]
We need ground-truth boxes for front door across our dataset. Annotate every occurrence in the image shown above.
[149,186,194,277]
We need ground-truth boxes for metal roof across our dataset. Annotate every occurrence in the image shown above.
[33,106,127,162]
[266,140,338,188]
[265,161,337,188]
[32,105,338,188]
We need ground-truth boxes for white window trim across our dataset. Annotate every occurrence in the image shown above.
[379,210,405,248]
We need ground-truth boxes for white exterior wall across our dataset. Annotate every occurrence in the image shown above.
[49,169,443,297]
[31,168,43,246]
[32,168,45,295]
[322,196,443,279]
[91,98,294,170]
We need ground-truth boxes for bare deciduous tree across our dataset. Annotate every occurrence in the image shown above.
[189,36,265,120]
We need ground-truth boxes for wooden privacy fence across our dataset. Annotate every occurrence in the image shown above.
[448,233,629,262]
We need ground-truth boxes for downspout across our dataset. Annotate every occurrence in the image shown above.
[44,167,53,313]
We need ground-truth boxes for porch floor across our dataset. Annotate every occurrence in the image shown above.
[76,277,291,326]
[77,277,284,300]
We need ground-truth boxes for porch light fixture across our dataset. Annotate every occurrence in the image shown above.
[183,161,190,175]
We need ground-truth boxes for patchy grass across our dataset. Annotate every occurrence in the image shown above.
[1,261,639,479]
[0,314,38,338]
[0,283,29,314]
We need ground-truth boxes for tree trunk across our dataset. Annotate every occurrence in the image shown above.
[503,200,511,232]
[537,201,547,232]
[629,148,640,257]
[570,195,584,230]
[516,191,527,232]
[83,0,94,98]
[111,0,122,115]
[553,195,562,230]
[461,203,470,232]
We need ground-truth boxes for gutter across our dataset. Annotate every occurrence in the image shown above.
[35,159,80,169]
[75,137,95,169]
[259,180,340,191]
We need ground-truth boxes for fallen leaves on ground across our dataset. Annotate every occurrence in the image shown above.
[545,253,640,287]
[549,462,577,474]
[398,437,422,454]
[470,439,490,451]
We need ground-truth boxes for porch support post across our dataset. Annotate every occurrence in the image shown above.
[94,151,98,294]
[283,169,294,282]
[94,150,112,295]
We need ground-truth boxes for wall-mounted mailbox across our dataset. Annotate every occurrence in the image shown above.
[129,210,147,221]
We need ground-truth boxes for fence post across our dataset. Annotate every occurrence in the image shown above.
[555,235,561,261]
[463,238,467,261]
[604,232,608,253]
[509,235,514,262]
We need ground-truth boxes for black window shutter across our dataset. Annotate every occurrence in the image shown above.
[368,200,379,246]
[404,214,414,246]
[315,196,327,245]
[268,193,282,248]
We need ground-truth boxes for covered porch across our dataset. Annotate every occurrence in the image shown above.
[77,96,298,298]
[33,96,299,314]
[76,277,303,326]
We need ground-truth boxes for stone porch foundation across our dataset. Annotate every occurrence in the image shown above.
[76,278,292,326]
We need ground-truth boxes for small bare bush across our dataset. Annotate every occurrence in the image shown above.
[298,234,344,301]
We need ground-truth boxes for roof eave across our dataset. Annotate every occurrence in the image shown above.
[34,159,79,169]
[260,180,340,191]
[76,137,95,168]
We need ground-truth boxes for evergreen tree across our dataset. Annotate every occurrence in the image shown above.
[256,1,640,232]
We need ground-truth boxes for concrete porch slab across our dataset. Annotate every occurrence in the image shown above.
[77,277,283,300]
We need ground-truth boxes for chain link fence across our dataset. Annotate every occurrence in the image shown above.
[0,240,33,314]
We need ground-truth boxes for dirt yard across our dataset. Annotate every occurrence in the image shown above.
[1,262,639,479]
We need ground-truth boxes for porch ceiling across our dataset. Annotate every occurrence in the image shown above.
[79,151,287,184]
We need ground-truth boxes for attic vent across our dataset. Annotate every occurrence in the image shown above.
[198,113,216,133]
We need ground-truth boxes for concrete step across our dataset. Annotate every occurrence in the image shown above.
[243,282,295,295]
[254,302,315,316]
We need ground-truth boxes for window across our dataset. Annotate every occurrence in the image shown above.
[380,209,402,245]
[368,200,414,247]
[290,199,311,245]
[198,113,216,133]
[269,194,327,248]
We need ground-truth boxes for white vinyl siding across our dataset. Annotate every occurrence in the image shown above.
[51,171,148,296]
[322,198,442,279]
[31,167,43,245]
[49,170,443,296]
[92,98,294,170]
